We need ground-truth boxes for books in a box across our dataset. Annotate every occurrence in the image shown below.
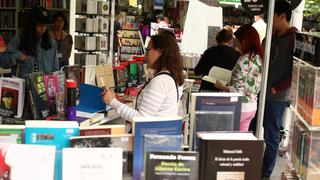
[0,143,56,180]
[189,93,242,150]
[26,72,50,119]
[24,120,79,180]
[69,134,133,177]
[132,116,183,180]
[63,148,123,180]
[79,125,125,136]
[202,66,232,85]
[197,132,264,180]
[0,125,24,144]
[145,151,199,180]
[0,77,25,118]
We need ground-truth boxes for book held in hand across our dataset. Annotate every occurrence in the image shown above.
[202,66,232,85]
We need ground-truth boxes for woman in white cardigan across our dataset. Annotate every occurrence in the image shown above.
[101,34,185,121]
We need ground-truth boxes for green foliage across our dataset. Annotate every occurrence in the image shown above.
[304,0,320,17]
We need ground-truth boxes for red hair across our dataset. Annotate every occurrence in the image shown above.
[234,24,264,59]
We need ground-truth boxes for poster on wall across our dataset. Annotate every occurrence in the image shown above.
[154,0,164,10]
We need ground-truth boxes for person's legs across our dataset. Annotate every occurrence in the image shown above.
[262,101,288,177]
[239,111,256,132]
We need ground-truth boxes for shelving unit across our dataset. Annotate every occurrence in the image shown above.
[288,32,320,180]
[0,0,70,43]
[74,0,114,66]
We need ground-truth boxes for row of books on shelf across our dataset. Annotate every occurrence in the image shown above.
[0,116,264,180]
[74,52,108,66]
[0,12,15,29]
[290,112,320,180]
[19,0,69,9]
[74,35,108,51]
[122,37,141,46]
[122,30,140,39]
[121,45,142,54]
[181,53,201,69]
[75,17,109,33]
[0,0,16,7]
[291,58,320,126]
[75,0,110,15]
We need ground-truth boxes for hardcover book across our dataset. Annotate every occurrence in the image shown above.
[44,74,59,115]
[24,120,79,180]
[79,124,125,136]
[63,147,123,180]
[26,72,50,119]
[69,134,133,177]
[0,125,25,144]
[197,132,264,180]
[81,65,96,85]
[132,116,183,180]
[0,77,25,118]
[76,83,107,113]
[145,151,199,180]
[0,143,56,180]
[189,93,242,150]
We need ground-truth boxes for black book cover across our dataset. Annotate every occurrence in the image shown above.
[198,133,264,180]
[26,72,50,119]
[145,151,199,180]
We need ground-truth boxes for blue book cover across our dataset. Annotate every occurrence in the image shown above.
[76,83,107,113]
[132,116,182,180]
[24,120,79,180]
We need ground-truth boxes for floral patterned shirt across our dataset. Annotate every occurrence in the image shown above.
[230,53,263,105]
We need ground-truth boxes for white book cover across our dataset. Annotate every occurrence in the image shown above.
[0,143,56,180]
[96,36,108,50]
[62,147,123,180]
[84,36,96,50]
[98,18,109,33]
[97,54,107,64]
[83,65,96,85]
[84,54,97,65]
[0,77,25,118]
[202,66,232,86]
[97,1,110,15]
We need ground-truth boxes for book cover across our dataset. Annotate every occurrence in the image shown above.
[202,66,232,86]
[95,64,115,88]
[76,83,106,113]
[145,151,199,180]
[0,125,25,144]
[0,143,56,180]
[26,72,50,119]
[63,65,81,87]
[81,65,96,86]
[197,132,264,180]
[132,116,183,180]
[24,120,79,180]
[62,148,123,180]
[79,124,125,136]
[97,0,109,15]
[0,77,25,118]
[144,134,183,152]
[69,134,133,177]
[189,93,242,150]
[44,74,59,115]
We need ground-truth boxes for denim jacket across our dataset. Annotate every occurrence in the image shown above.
[7,36,59,78]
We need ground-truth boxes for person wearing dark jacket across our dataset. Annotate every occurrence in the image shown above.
[194,28,240,91]
[261,1,297,179]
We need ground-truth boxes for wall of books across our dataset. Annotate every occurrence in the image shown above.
[288,32,320,179]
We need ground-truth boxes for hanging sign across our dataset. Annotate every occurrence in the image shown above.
[241,0,267,16]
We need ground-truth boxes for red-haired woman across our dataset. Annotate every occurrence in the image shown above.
[215,24,263,131]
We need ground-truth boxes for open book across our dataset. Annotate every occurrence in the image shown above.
[202,66,232,86]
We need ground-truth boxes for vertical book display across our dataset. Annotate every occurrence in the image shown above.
[289,32,320,180]
[75,0,113,67]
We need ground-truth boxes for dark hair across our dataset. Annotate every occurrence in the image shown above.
[216,28,233,44]
[52,11,68,30]
[19,6,52,56]
[234,24,264,59]
[274,0,292,22]
[150,34,184,86]
[159,29,176,39]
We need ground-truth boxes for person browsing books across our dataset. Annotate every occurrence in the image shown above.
[101,34,184,121]
[194,27,240,91]
[49,11,73,68]
[7,6,59,78]
[214,24,263,132]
